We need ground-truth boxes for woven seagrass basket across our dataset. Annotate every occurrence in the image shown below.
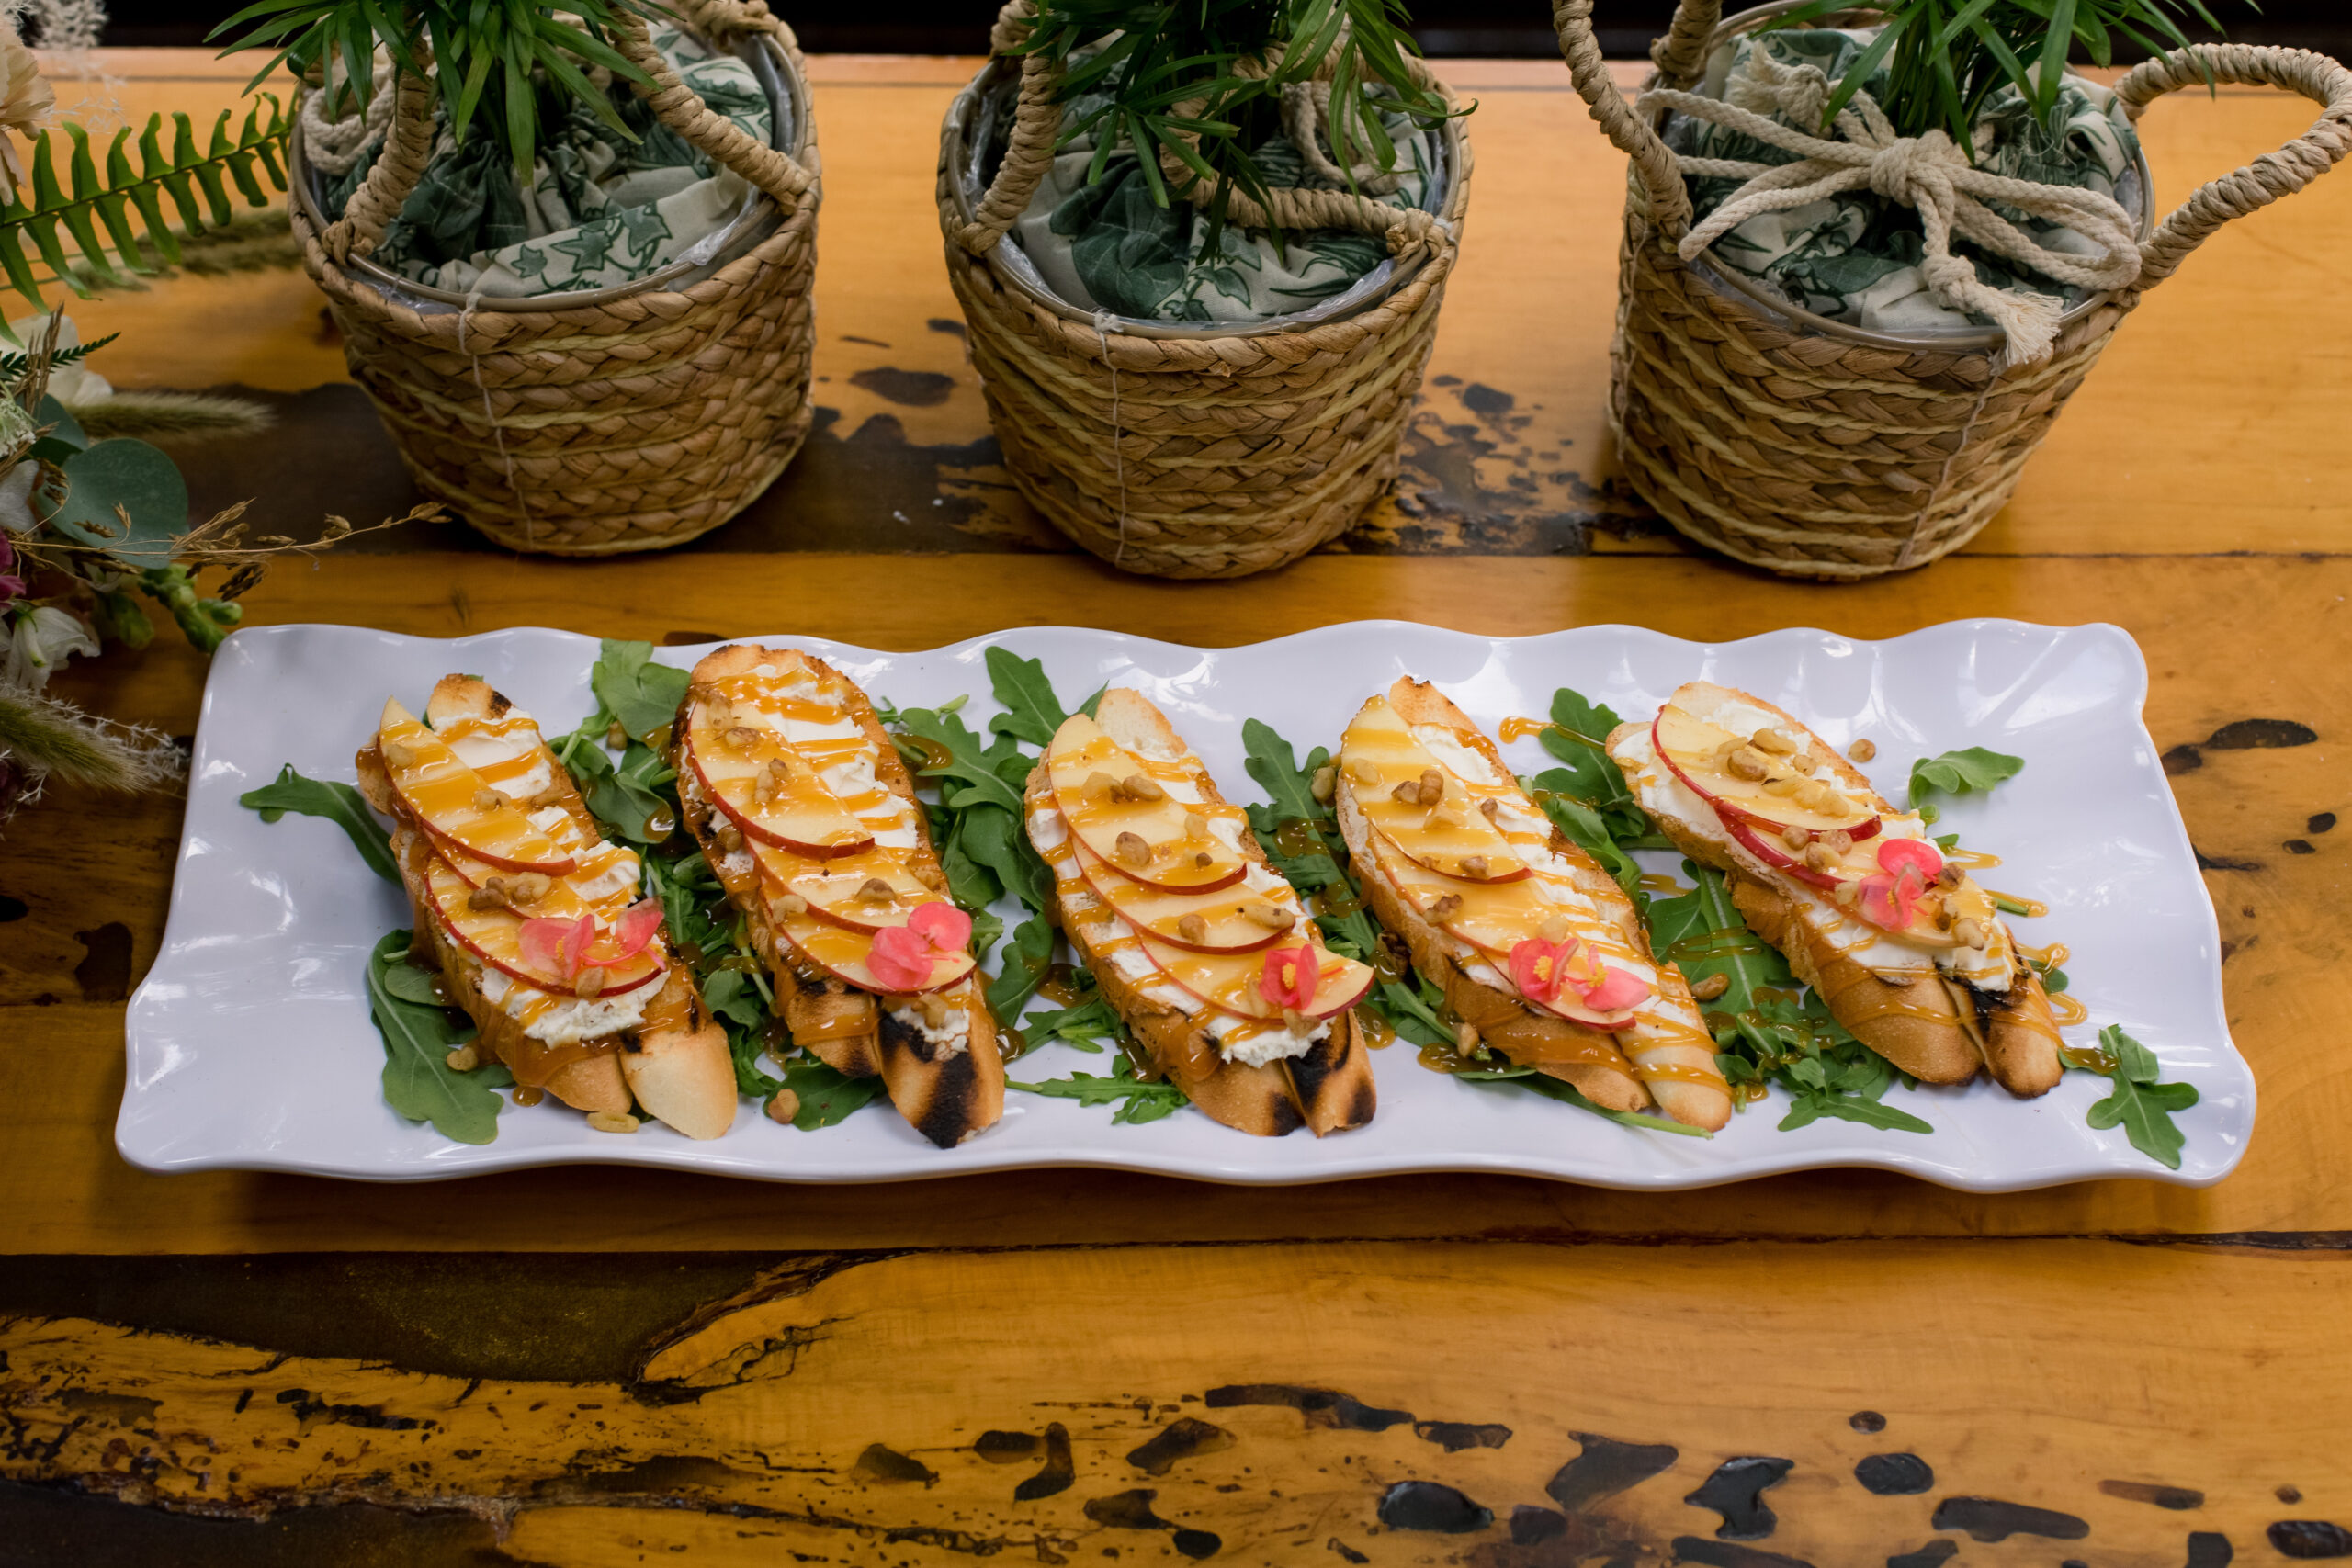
[1555,0,2352,579]
[937,2,1473,580]
[288,0,820,556]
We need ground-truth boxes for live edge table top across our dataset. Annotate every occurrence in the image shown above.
[1,47,2348,1568]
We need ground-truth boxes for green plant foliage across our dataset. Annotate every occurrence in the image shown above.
[0,100,294,321]
[212,0,662,181]
[1767,0,2236,144]
[1017,0,1456,243]
[40,437,191,568]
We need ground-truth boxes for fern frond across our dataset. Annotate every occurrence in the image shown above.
[0,94,293,326]
[0,328,118,384]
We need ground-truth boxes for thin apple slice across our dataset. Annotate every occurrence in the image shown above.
[1045,714,1248,895]
[429,827,640,909]
[1340,696,1529,884]
[1652,705,1879,838]
[1134,929,1374,1022]
[1364,839,1644,1027]
[773,902,976,996]
[682,689,872,859]
[424,855,663,998]
[781,864,935,934]
[379,698,577,875]
[1069,831,1294,953]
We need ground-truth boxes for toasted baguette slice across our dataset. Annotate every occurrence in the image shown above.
[357,674,737,1139]
[1607,682,2063,1099]
[1338,677,1732,1128]
[1023,688,1375,1139]
[672,645,1003,1149]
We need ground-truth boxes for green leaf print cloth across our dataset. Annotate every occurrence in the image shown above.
[1000,64,1443,325]
[322,22,775,298]
[1664,28,2143,334]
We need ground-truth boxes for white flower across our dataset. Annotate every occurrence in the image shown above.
[0,457,36,533]
[4,604,97,689]
[0,18,53,209]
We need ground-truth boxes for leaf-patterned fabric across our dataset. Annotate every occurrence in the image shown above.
[1666,27,2142,334]
[322,23,771,298]
[1003,62,1440,324]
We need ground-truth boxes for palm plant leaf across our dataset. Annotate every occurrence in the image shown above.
[0,97,294,326]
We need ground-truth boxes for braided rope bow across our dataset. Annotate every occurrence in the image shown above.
[1639,52,2143,363]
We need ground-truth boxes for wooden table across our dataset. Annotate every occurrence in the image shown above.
[5,47,2349,1567]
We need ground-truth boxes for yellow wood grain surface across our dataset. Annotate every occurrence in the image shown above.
[3,1240,2341,1562]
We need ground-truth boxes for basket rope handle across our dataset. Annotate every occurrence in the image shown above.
[951,0,1452,261]
[319,6,815,265]
[1550,0,1697,238]
[2116,43,2352,288]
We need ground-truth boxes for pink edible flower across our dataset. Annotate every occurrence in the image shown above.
[908,900,972,953]
[1510,936,1575,1004]
[1259,942,1319,1011]
[519,913,596,983]
[868,924,937,990]
[1580,965,1652,1014]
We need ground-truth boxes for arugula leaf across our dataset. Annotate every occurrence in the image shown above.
[1907,746,2025,812]
[988,914,1056,1022]
[242,765,399,884]
[1009,1062,1190,1124]
[366,931,513,1145]
[1779,1089,1933,1135]
[1531,688,1648,841]
[893,705,1027,816]
[590,638,691,744]
[2083,1023,2199,1169]
[1529,781,1647,911]
[1242,717,1329,827]
[780,1057,889,1130]
[1455,1066,1710,1137]
[1020,994,1122,1054]
[956,801,1051,914]
[984,646,1078,749]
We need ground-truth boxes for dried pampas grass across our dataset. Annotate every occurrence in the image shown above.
[68,390,276,444]
[0,684,184,795]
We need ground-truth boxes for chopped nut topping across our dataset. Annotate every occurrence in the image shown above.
[753,758,792,806]
[1122,773,1165,803]
[1461,854,1490,878]
[506,873,550,906]
[1391,778,1426,806]
[1309,766,1336,804]
[586,1111,639,1134]
[773,892,809,916]
[381,741,417,770]
[1763,775,1804,797]
[1848,738,1877,762]
[1540,914,1573,943]
[857,877,896,905]
[467,881,513,912]
[1953,917,1989,950]
[1936,864,1962,888]
[1781,826,1809,852]
[1082,770,1119,802]
[1193,852,1214,868]
[1823,829,1854,853]
[765,1089,801,1124]
[445,1045,479,1072]
[1420,767,1444,804]
[529,784,568,808]
[1429,893,1464,919]
[472,786,509,813]
[1239,901,1296,931]
[726,725,762,751]
[573,968,608,999]
[1726,746,1770,782]
[1803,844,1838,872]
[1830,879,1860,906]
[1114,830,1152,869]
[714,819,745,852]
[1283,1007,1309,1032]
[1184,811,1208,839]
[918,992,950,1027]
[1750,728,1796,756]
[1454,1021,1481,1050]
[1177,913,1207,944]
[1690,972,1731,1001]
[1479,797,1501,821]
[1931,896,1955,931]
[1345,756,1383,788]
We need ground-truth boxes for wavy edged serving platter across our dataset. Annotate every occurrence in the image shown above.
[119,620,2254,1191]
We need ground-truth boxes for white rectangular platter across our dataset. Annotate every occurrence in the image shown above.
[119,619,2254,1191]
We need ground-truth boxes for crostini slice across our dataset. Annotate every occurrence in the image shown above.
[671,644,1003,1149]
[356,674,736,1139]
[1606,681,2063,1098]
[1023,689,1379,1138]
[1337,679,1730,1132]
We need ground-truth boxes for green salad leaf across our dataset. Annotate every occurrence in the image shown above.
[589,638,691,745]
[1009,1060,1191,1125]
[2081,1023,2199,1169]
[1531,688,1653,845]
[241,764,399,884]
[1454,1066,1711,1137]
[780,1057,890,1130]
[1908,746,2025,820]
[366,930,513,1145]
[982,646,1101,749]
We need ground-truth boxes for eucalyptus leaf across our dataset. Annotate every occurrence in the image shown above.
[44,436,188,567]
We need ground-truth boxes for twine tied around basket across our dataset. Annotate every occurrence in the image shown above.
[1639,50,2143,364]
